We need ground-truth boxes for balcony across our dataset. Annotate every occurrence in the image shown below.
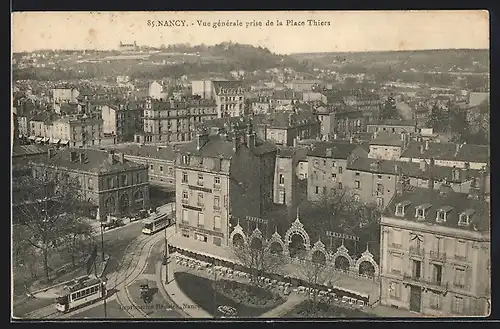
[429,251,447,262]
[454,255,468,262]
[409,246,424,257]
[403,273,422,284]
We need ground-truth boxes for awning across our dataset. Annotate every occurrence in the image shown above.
[50,138,60,144]
[35,137,42,142]
[28,136,36,141]
[60,139,69,145]
[42,137,50,142]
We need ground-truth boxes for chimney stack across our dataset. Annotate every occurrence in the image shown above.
[47,148,55,160]
[246,132,256,148]
[349,136,354,144]
[455,143,461,156]
[119,153,125,163]
[419,159,427,172]
[293,138,297,148]
[419,145,425,154]
[425,139,429,151]
[325,148,332,157]
[79,152,84,163]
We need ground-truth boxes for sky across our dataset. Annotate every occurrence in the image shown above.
[12,11,489,54]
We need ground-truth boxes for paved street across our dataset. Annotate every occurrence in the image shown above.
[69,299,131,319]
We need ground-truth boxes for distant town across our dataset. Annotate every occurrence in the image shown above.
[12,41,490,320]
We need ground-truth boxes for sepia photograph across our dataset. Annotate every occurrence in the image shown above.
[11,10,490,320]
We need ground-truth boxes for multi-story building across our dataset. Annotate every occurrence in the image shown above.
[108,144,176,192]
[191,80,214,100]
[368,131,410,161]
[52,87,79,109]
[258,110,321,147]
[306,141,368,202]
[212,81,246,118]
[174,128,276,247]
[139,97,217,144]
[30,148,150,219]
[274,147,302,207]
[270,90,302,110]
[366,119,418,136]
[379,174,490,316]
[399,141,490,171]
[285,80,321,92]
[316,106,336,141]
[333,107,371,138]
[101,101,143,143]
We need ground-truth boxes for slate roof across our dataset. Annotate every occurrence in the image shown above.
[34,148,147,174]
[306,141,360,159]
[212,81,244,95]
[267,110,318,129]
[369,131,403,147]
[383,186,490,232]
[401,141,490,164]
[12,145,49,157]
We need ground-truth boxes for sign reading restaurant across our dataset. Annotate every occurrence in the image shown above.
[218,87,245,95]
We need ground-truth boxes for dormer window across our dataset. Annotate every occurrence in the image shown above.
[458,209,475,227]
[415,203,432,220]
[436,206,453,223]
[395,201,412,217]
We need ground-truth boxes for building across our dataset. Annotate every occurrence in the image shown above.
[191,80,214,100]
[119,41,139,52]
[342,95,382,112]
[399,141,489,170]
[302,92,327,103]
[467,92,489,108]
[52,87,79,109]
[148,81,168,100]
[270,90,302,109]
[367,119,418,135]
[333,107,371,138]
[108,144,176,192]
[30,148,150,219]
[368,131,409,161]
[259,110,321,147]
[101,102,143,143]
[174,128,277,247]
[274,147,302,207]
[285,80,321,92]
[250,96,271,115]
[139,97,217,144]
[379,174,490,316]
[212,81,246,118]
[306,141,368,202]
[316,106,336,141]
[12,144,50,170]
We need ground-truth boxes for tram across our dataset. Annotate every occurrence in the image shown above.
[141,213,173,235]
[55,275,106,313]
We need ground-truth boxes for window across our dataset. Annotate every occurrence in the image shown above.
[121,174,127,186]
[452,296,465,314]
[390,253,402,273]
[338,182,343,189]
[432,264,443,284]
[107,177,115,189]
[136,173,141,184]
[411,260,421,279]
[454,267,466,288]
[458,212,472,227]
[391,230,402,248]
[389,281,401,299]
[455,241,467,260]
[354,180,360,189]
[182,155,189,165]
[377,183,384,193]
[88,177,93,190]
[213,237,222,246]
[315,186,319,194]
[355,172,360,176]
[279,174,285,185]
[214,215,221,231]
[197,174,204,186]
[377,197,384,208]
[338,166,343,174]
[182,209,189,223]
[278,190,286,204]
[182,171,188,183]
[197,192,204,206]
[168,167,174,177]
[214,176,221,187]
[214,196,221,210]
[323,160,326,166]
[377,175,382,179]
[434,236,444,254]
[182,229,190,238]
[182,190,188,202]
[332,161,336,167]
[197,212,204,227]
[331,173,337,181]
[195,233,207,243]
[159,165,164,173]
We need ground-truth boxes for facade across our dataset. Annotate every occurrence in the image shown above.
[52,88,79,109]
[303,92,327,103]
[109,144,176,191]
[212,81,246,118]
[101,102,143,142]
[379,176,490,316]
[367,120,418,135]
[274,147,300,207]
[317,107,336,141]
[30,148,150,219]
[119,41,139,52]
[368,131,409,161]
[333,108,371,138]
[149,81,168,100]
[306,141,368,202]
[140,97,217,144]
[174,129,276,247]
[399,141,489,170]
[191,80,214,100]
[261,111,321,147]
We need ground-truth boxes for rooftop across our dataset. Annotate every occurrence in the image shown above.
[33,148,147,174]
[306,141,361,160]
[212,81,245,95]
[108,144,176,162]
[12,144,49,157]
[383,186,490,233]
[401,141,490,164]
[267,110,318,129]
[369,131,403,147]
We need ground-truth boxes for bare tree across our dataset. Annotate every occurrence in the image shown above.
[12,169,91,281]
[60,218,95,269]
[233,238,286,284]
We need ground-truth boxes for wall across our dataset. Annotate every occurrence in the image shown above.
[399,157,487,171]
[307,156,348,202]
[101,105,117,135]
[345,169,397,208]
[369,145,402,161]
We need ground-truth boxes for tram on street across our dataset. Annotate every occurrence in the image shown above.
[55,275,106,313]
[141,212,173,235]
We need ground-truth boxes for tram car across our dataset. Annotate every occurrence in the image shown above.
[141,212,173,235]
[55,275,106,313]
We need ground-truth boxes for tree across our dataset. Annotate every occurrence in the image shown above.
[232,238,286,284]
[300,187,381,261]
[12,169,91,281]
[61,218,95,269]
[426,103,450,132]
[380,96,399,120]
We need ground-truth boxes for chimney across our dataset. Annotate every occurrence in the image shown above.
[232,135,238,153]
[119,153,125,163]
[455,143,460,156]
[79,152,84,163]
[439,178,453,196]
[452,166,460,181]
[47,148,55,160]
[196,130,209,151]
[396,174,404,195]
[70,150,78,162]
[419,159,427,172]
[325,148,332,157]
[428,158,435,190]
[468,177,481,200]
[349,136,354,144]
[419,145,425,154]
[293,138,297,148]
[108,151,115,164]
[246,133,256,148]
[333,133,337,140]
[425,140,429,151]
[370,160,380,172]
[373,131,378,139]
